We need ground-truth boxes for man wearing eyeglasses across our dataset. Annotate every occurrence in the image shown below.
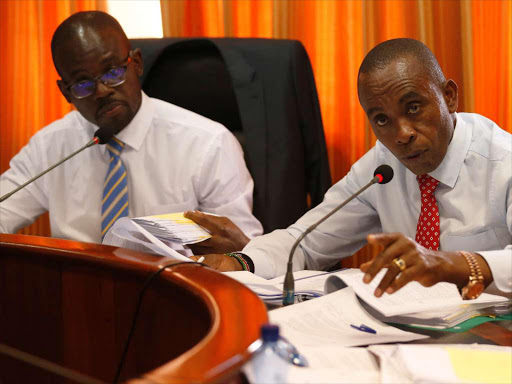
[0,11,263,244]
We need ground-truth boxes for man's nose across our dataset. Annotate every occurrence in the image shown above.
[94,81,115,99]
[395,119,416,144]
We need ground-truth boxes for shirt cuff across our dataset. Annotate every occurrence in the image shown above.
[479,249,512,294]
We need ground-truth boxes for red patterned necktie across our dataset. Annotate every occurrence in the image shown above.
[415,174,440,250]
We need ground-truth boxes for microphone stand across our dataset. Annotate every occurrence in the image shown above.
[282,175,382,306]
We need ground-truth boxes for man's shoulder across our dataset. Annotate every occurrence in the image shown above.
[29,111,92,146]
[460,112,511,160]
[148,97,229,138]
[346,143,403,184]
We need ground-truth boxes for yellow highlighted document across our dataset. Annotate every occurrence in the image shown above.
[447,347,512,384]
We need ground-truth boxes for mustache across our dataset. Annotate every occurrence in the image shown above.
[96,99,127,115]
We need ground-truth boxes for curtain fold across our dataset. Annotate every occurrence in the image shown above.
[160,0,511,267]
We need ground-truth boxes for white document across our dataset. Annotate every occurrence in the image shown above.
[285,347,380,384]
[224,269,510,327]
[103,217,192,262]
[369,344,512,384]
[223,270,330,302]
[132,212,212,244]
[224,271,273,285]
[327,269,509,317]
[367,344,414,384]
[269,287,428,348]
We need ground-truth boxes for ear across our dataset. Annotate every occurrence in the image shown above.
[443,79,458,113]
[57,80,73,104]
[130,48,144,78]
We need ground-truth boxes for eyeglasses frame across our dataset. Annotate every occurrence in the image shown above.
[64,50,134,99]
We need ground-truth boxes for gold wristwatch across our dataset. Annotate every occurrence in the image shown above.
[460,251,485,300]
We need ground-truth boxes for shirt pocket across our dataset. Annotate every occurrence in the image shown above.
[443,229,501,252]
[143,198,198,216]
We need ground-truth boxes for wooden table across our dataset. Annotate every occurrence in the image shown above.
[0,234,268,384]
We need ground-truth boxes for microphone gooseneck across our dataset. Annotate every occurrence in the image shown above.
[0,129,114,203]
[282,164,394,306]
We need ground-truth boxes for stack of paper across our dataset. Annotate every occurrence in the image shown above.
[324,269,510,329]
[132,212,211,244]
[225,269,511,328]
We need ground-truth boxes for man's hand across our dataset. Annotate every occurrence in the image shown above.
[184,210,250,255]
[360,233,479,297]
[190,254,243,271]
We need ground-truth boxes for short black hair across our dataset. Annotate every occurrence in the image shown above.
[358,38,445,87]
[51,11,129,75]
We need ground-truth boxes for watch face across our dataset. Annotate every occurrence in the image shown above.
[462,280,485,300]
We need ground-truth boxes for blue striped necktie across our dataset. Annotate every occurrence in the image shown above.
[101,137,129,239]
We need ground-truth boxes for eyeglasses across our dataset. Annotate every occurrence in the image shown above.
[66,52,133,99]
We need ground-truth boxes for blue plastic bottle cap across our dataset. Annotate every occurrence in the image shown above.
[261,324,279,342]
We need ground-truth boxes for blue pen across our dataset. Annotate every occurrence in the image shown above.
[350,324,377,334]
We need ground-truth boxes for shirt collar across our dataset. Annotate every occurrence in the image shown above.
[114,91,153,152]
[429,112,472,188]
[91,91,153,154]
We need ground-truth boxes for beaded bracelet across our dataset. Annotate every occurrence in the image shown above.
[226,252,250,271]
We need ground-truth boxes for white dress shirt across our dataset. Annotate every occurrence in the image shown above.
[244,113,512,295]
[0,92,263,242]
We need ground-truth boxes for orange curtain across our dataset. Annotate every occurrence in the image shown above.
[0,0,107,236]
[161,0,512,266]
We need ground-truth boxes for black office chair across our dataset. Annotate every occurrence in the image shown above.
[130,37,331,233]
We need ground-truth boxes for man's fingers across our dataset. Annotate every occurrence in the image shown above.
[367,232,400,247]
[360,260,373,272]
[188,243,214,255]
[363,236,413,283]
[362,242,399,283]
[184,210,215,228]
[373,266,401,297]
[386,266,420,294]
[372,257,422,296]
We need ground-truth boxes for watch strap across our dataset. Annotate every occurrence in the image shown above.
[460,251,484,300]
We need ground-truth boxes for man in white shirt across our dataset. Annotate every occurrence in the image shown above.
[188,38,511,298]
[0,11,262,243]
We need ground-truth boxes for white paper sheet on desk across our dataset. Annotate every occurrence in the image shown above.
[286,347,380,383]
[223,270,334,302]
[369,344,512,384]
[269,287,428,348]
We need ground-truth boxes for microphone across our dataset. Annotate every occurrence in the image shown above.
[282,164,394,305]
[0,127,115,203]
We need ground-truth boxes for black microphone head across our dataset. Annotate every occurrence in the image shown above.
[374,164,394,184]
[94,126,116,144]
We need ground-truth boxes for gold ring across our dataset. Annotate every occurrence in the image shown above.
[392,257,406,272]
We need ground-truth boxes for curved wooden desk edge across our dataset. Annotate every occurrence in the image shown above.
[0,234,268,384]
[135,263,268,384]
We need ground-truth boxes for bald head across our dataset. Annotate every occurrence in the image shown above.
[51,11,130,76]
[358,38,445,93]
[51,11,144,133]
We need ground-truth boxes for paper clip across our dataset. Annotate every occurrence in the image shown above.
[350,324,377,334]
